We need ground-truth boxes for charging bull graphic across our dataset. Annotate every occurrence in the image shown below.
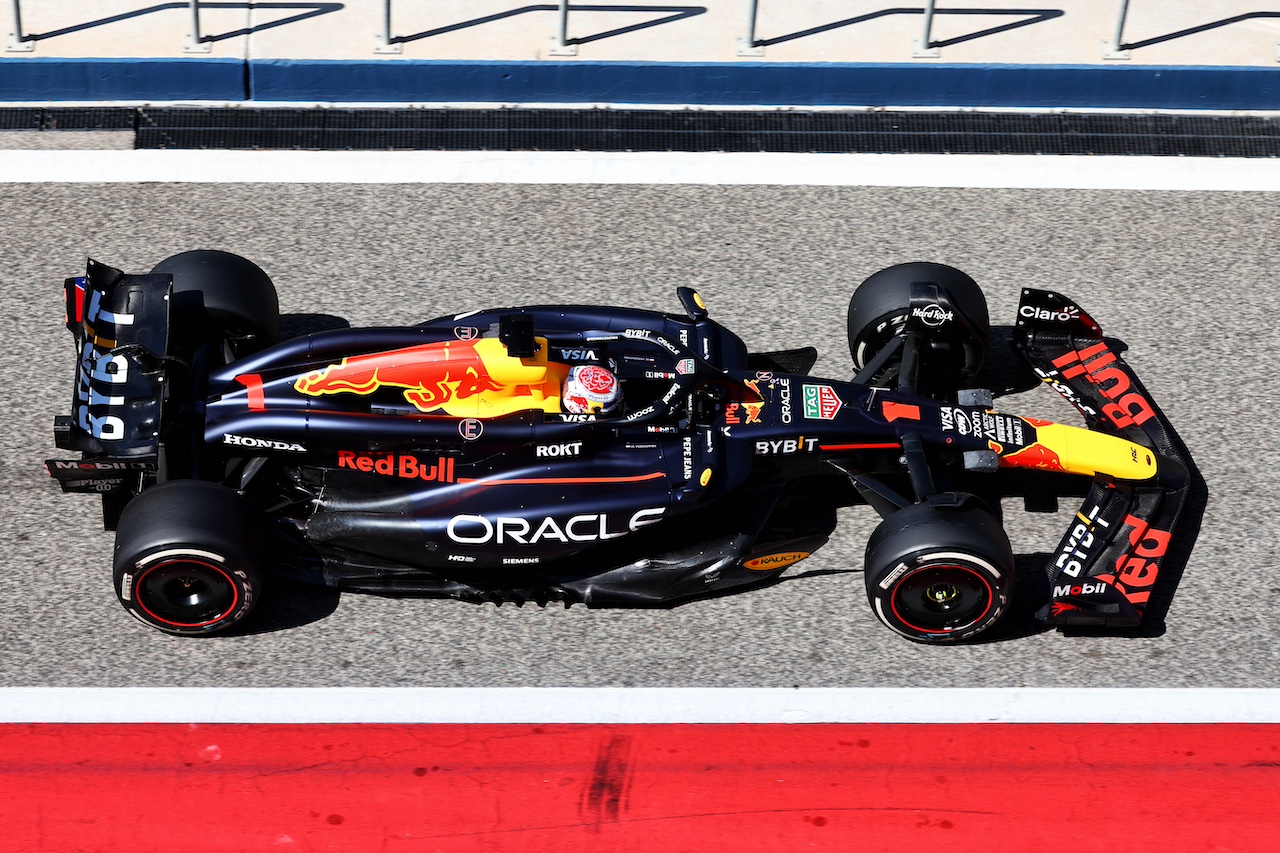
[294,337,569,418]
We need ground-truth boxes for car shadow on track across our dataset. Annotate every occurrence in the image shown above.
[237,575,343,635]
[972,324,1117,397]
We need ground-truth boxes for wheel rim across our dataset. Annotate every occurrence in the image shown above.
[134,558,238,629]
[853,310,984,384]
[852,314,907,374]
[890,564,994,635]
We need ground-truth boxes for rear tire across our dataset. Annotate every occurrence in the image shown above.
[864,500,1013,643]
[151,250,279,355]
[112,480,263,636]
[847,262,989,388]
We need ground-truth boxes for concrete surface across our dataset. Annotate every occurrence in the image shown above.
[0,129,133,147]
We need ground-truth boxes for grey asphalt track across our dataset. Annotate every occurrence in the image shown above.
[2,182,1276,688]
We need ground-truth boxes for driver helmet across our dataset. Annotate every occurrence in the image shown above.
[563,365,621,415]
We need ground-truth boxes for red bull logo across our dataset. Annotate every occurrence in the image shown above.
[724,402,763,425]
[295,340,505,414]
[1051,342,1155,429]
[736,380,767,424]
[999,442,1066,472]
[337,451,456,483]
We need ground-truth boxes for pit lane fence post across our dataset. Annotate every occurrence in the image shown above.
[6,0,210,52]
[1103,0,1131,59]
[185,0,210,53]
[6,0,31,51]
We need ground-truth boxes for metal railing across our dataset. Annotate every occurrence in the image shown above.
[2,1,1272,62]
[734,0,969,57]
[737,0,1155,61]
[7,0,211,52]
[377,0,580,55]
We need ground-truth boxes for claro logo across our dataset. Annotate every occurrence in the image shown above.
[447,507,665,545]
[1021,304,1080,323]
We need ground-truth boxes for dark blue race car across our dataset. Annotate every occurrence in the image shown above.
[47,252,1191,641]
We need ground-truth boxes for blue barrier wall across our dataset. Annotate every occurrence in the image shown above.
[4,58,1280,109]
[0,58,246,101]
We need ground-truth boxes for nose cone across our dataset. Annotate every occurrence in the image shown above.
[1002,422,1158,481]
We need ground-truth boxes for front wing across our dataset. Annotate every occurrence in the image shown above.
[1015,289,1191,628]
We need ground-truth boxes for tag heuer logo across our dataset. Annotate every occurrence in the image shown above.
[802,384,842,420]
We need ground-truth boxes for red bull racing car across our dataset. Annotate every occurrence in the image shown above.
[47,251,1191,641]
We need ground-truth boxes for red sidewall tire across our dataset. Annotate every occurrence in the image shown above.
[118,548,258,636]
[869,551,1009,642]
[112,481,263,636]
[864,502,1013,643]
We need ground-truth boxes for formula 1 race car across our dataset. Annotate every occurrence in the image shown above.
[47,251,1190,641]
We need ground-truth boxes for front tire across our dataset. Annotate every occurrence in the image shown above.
[113,480,263,636]
[847,262,989,389]
[864,501,1013,643]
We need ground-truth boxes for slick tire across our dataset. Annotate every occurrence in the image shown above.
[847,262,989,386]
[151,250,279,354]
[864,501,1013,643]
[112,480,263,636]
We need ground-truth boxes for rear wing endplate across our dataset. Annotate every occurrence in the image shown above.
[46,259,172,494]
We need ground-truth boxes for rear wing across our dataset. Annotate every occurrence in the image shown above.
[45,259,172,498]
[1014,289,1190,628]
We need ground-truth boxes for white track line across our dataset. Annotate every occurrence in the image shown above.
[2,150,1279,190]
[3,688,1279,723]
